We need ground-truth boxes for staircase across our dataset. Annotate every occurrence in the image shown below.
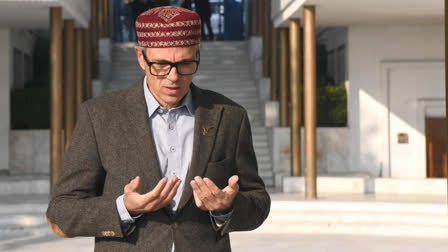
[108,41,274,188]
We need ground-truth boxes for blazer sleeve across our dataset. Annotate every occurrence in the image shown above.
[217,111,271,235]
[46,102,130,238]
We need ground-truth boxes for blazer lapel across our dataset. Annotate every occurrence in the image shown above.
[177,84,223,210]
[124,78,162,193]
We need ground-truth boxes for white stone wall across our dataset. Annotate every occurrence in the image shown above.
[0,29,11,172]
[10,130,51,175]
[270,127,350,187]
[347,24,444,178]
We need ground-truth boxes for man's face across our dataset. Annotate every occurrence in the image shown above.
[135,45,199,109]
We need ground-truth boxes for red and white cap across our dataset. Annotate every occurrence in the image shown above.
[136,6,201,48]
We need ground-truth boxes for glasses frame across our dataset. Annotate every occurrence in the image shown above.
[141,50,200,77]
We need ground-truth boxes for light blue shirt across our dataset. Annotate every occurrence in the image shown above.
[116,77,232,238]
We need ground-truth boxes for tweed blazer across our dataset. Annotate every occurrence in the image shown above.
[46,78,271,252]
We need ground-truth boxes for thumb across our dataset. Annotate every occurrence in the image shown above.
[223,175,239,193]
[228,175,239,188]
[124,176,141,194]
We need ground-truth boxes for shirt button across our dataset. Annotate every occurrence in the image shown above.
[171,170,177,176]
[170,146,176,153]
[157,108,164,114]
[169,124,175,130]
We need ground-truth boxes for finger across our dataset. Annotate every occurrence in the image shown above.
[194,176,212,194]
[159,179,181,207]
[192,188,205,210]
[190,180,201,194]
[158,177,179,202]
[194,177,217,207]
[203,177,223,196]
[142,177,168,202]
[228,175,239,189]
[124,176,140,194]
[223,176,240,195]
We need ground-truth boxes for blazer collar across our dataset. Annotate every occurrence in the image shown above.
[124,77,163,193]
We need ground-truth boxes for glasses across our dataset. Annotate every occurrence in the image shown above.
[142,51,200,76]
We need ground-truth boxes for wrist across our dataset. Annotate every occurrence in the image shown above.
[212,207,232,216]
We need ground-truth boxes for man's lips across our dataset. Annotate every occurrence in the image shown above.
[164,86,181,94]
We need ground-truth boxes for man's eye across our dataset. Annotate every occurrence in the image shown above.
[153,63,170,69]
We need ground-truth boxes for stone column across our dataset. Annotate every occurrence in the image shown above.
[98,0,104,37]
[75,28,85,116]
[0,29,11,173]
[91,0,99,76]
[63,20,76,152]
[257,0,263,36]
[251,0,258,36]
[279,27,289,127]
[263,0,271,77]
[85,21,92,100]
[271,25,279,101]
[289,18,302,177]
[50,7,63,191]
[304,6,317,198]
[103,0,110,37]
[445,0,448,200]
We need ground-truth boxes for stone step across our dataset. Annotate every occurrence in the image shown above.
[109,41,274,188]
[258,163,272,171]
[256,199,448,238]
[0,176,49,195]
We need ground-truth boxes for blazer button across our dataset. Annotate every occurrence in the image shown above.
[172,222,178,229]
[101,231,115,237]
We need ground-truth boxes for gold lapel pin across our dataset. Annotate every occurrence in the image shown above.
[202,127,215,136]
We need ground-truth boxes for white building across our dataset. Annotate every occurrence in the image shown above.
[270,0,446,194]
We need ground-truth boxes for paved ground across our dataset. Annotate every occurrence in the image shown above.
[1,193,448,251]
[2,230,448,252]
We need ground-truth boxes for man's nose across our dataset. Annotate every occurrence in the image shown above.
[167,66,180,81]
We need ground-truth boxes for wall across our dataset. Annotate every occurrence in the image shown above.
[385,61,444,178]
[347,24,444,178]
[10,130,50,175]
[0,29,11,172]
[270,127,350,186]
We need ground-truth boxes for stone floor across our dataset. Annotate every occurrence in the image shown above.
[1,193,448,252]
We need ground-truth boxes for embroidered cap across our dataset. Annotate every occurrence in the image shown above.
[136,6,201,48]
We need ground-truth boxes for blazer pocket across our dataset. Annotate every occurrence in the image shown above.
[204,158,234,189]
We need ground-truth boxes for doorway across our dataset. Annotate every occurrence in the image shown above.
[425,117,447,178]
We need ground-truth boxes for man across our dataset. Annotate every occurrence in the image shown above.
[194,0,214,40]
[46,6,270,252]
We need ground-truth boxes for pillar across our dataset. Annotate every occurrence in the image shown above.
[263,0,271,77]
[63,20,75,152]
[85,21,92,100]
[98,0,104,37]
[304,6,317,198]
[257,0,263,36]
[271,25,279,101]
[279,27,289,127]
[251,0,258,36]
[91,0,99,77]
[444,0,448,203]
[103,0,110,37]
[289,18,301,177]
[0,30,11,173]
[75,28,85,115]
[50,7,63,192]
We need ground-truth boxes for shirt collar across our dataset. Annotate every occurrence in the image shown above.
[143,76,195,117]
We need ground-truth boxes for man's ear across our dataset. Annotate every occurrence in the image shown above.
[134,46,147,71]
